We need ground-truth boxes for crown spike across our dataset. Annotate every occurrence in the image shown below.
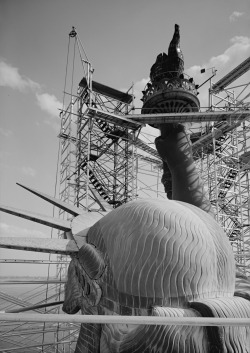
[16,183,84,216]
[0,205,71,231]
[0,237,78,254]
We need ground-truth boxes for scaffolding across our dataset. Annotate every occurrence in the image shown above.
[49,28,165,352]
[57,30,250,287]
[0,27,250,352]
[58,28,165,218]
[54,51,250,352]
[191,59,250,276]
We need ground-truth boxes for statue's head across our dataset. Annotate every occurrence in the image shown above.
[63,198,235,316]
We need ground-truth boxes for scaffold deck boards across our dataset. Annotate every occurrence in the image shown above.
[86,107,144,129]
[126,111,250,124]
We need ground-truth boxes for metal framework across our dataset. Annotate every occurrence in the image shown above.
[192,63,250,276]
[46,30,165,352]
[55,39,250,353]
[0,26,249,352]
[73,85,138,210]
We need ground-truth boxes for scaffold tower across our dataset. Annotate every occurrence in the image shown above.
[201,57,250,275]
[58,28,165,218]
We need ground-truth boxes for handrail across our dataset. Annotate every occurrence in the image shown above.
[0,313,250,327]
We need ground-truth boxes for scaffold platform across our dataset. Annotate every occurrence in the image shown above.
[126,110,250,124]
[86,107,143,130]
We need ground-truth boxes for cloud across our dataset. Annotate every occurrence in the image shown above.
[0,59,62,128]
[210,36,250,68]
[0,222,48,238]
[36,92,61,118]
[0,60,39,92]
[229,11,244,22]
[21,166,36,177]
[186,36,250,108]
[0,127,12,138]
[35,92,62,131]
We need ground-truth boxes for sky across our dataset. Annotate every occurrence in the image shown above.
[0,0,250,277]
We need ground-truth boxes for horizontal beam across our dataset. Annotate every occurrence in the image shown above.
[0,280,66,285]
[1,313,250,327]
[127,111,250,125]
[0,259,70,264]
[86,107,143,130]
[79,77,133,104]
